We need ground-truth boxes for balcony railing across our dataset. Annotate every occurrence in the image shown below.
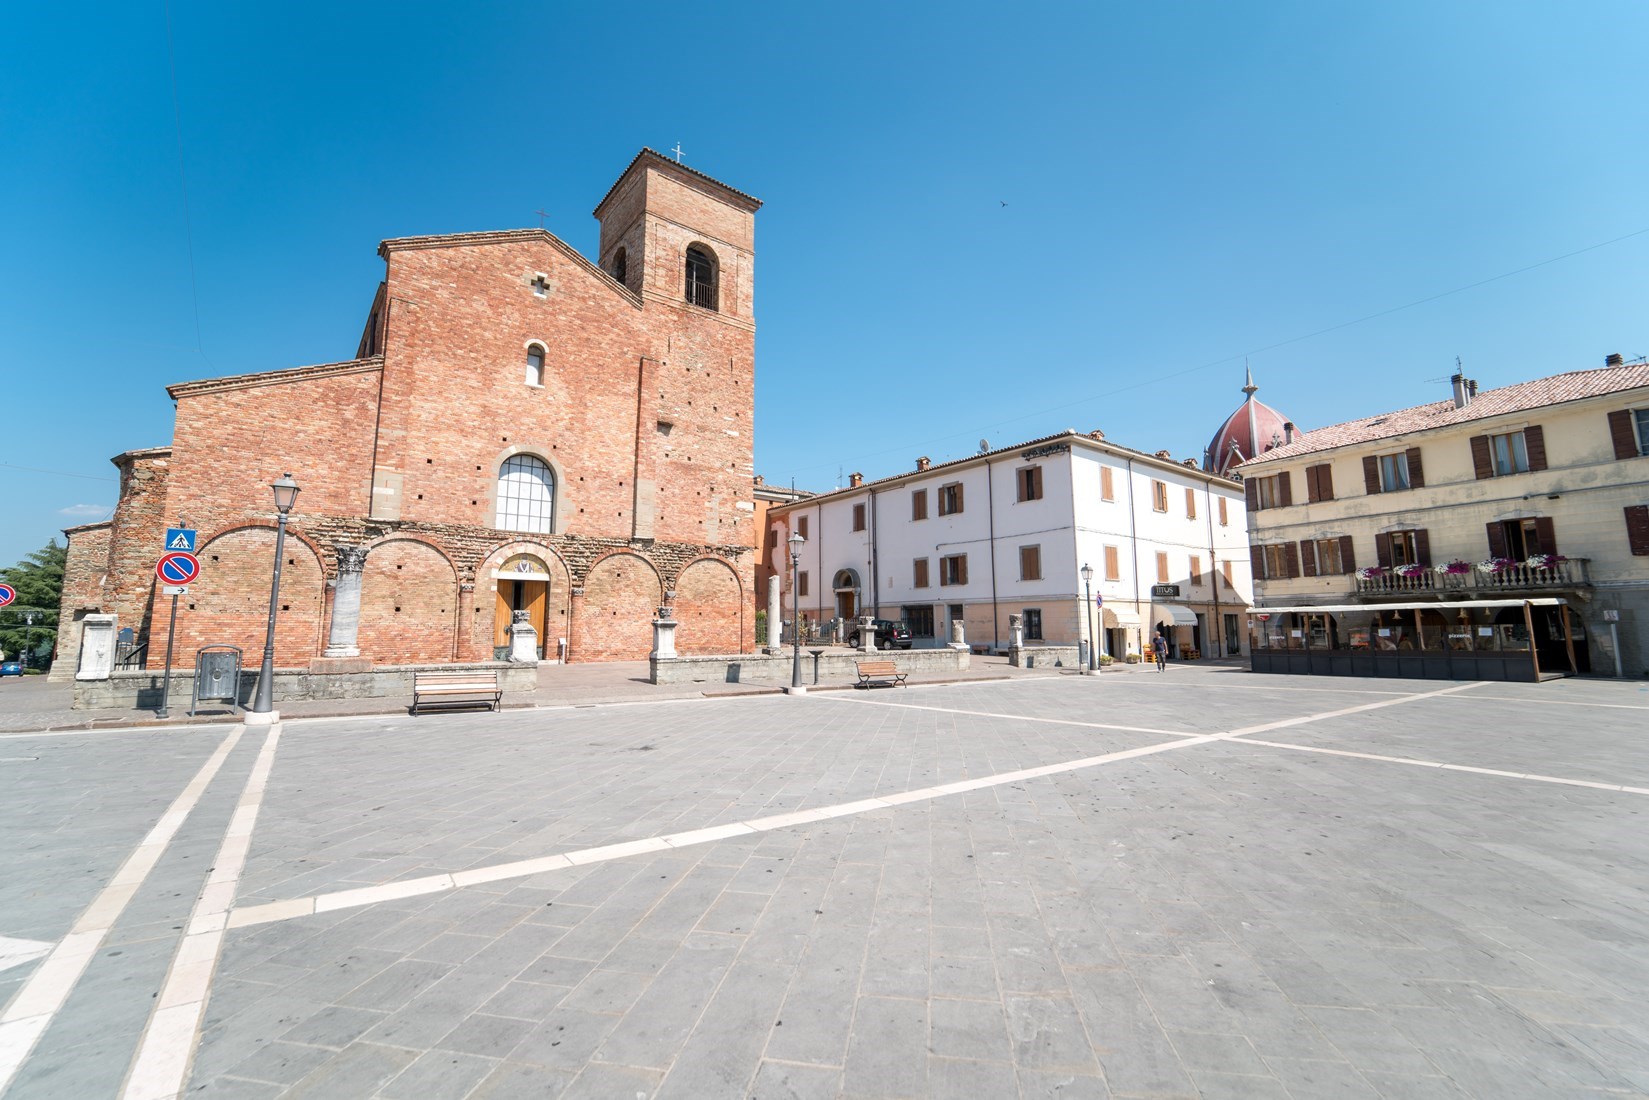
[1354,558,1591,596]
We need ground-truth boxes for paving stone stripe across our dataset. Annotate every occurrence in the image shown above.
[1235,737,1649,795]
[0,726,246,1096]
[120,722,286,1100]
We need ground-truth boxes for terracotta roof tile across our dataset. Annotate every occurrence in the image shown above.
[1238,363,1649,466]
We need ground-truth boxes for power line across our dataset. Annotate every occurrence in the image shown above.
[0,463,118,483]
[783,223,1649,479]
[163,1,214,372]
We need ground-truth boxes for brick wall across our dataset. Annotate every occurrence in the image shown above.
[674,556,745,655]
[51,522,113,679]
[356,537,457,664]
[576,552,663,661]
[153,525,327,668]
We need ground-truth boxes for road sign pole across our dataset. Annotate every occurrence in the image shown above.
[157,592,180,719]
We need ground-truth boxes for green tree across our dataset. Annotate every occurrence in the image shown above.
[0,539,66,668]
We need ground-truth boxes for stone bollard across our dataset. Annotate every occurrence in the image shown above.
[650,606,678,661]
[76,614,118,681]
[858,614,877,653]
[508,610,540,664]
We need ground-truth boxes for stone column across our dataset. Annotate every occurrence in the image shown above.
[508,610,540,664]
[453,582,475,661]
[766,574,782,654]
[650,606,679,660]
[950,617,968,651]
[858,614,877,653]
[323,546,368,658]
[76,614,118,681]
[1008,612,1024,666]
[566,586,585,663]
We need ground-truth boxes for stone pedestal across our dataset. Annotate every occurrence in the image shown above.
[949,618,968,652]
[308,656,372,674]
[323,546,367,658]
[650,607,678,661]
[858,614,877,653]
[765,577,782,654]
[75,614,117,681]
[508,610,540,664]
[1009,613,1024,650]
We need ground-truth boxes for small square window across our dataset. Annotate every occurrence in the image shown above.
[852,503,866,532]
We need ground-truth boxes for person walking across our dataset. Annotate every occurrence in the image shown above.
[1153,629,1168,672]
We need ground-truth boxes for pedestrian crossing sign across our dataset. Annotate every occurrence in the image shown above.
[165,527,197,552]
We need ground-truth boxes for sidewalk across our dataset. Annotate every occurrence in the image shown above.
[0,651,1234,735]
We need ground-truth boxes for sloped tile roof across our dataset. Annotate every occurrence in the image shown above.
[1239,363,1649,466]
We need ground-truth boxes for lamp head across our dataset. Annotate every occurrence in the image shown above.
[787,531,805,555]
[1080,562,1094,584]
[271,473,300,514]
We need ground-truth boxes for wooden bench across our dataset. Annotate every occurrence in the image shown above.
[855,660,908,689]
[412,670,502,715]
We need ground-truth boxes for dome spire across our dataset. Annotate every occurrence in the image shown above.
[1242,359,1257,397]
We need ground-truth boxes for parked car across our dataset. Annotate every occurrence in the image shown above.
[847,619,913,650]
[0,660,23,677]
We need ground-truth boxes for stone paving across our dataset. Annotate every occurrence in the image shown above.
[2,668,1648,1098]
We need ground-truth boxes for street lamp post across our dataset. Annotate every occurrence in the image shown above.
[249,474,300,723]
[787,531,806,693]
[1080,562,1096,674]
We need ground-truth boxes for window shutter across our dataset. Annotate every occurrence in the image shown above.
[1486,522,1508,559]
[1244,478,1259,510]
[1414,529,1431,566]
[1626,505,1649,556]
[1533,517,1556,556]
[1338,535,1355,574]
[1283,542,1300,579]
[1250,544,1265,580]
[1299,540,1317,577]
[958,557,969,585]
[1317,464,1333,502]
[1363,455,1381,494]
[1304,465,1319,503]
[956,484,965,513]
[1375,532,1392,567]
[1405,447,1425,488]
[1524,425,1547,472]
[1277,471,1293,507]
[1470,435,1493,480]
[1609,410,1639,460]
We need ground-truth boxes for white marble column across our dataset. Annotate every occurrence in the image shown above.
[323,546,368,658]
[766,575,782,654]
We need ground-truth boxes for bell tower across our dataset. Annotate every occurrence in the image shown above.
[592,149,761,326]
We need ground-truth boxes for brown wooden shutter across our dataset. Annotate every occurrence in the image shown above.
[1524,425,1547,472]
[1304,465,1319,503]
[1283,543,1300,579]
[1299,540,1317,577]
[956,484,965,513]
[1316,464,1333,502]
[1609,410,1639,460]
[1277,471,1293,507]
[1532,517,1556,556]
[1406,447,1425,488]
[1414,528,1431,566]
[1363,455,1381,494]
[1250,544,1265,579]
[1338,535,1356,573]
[1245,477,1259,510]
[1375,532,1392,567]
[1626,505,1649,555]
[958,556,968,585]
[1486,522,1508,559]
[1470,435,1493,480]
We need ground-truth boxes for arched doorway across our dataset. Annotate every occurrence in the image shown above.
[494,554,550,658]
[832,568,861,623]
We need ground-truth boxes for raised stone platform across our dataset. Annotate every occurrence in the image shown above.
[1008,644,1082,669]
[649,647,969,685]
[72,662,538,711]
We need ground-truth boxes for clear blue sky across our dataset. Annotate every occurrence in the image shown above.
[3,1,1647,567]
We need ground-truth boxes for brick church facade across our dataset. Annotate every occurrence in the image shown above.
[56,150,761,672]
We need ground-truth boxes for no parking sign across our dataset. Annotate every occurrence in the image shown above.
[0,584,15,607]
[156,552,201,586]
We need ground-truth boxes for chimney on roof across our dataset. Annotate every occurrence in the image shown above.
[849,472,863,488]
[915,456,931,471]
[1468,379,1478,399]
[1606,352,1625,368]
[1451,372,1473,409]
[1283,422,1296,444]
[753,474,764,486]
[1089,429,1105,440]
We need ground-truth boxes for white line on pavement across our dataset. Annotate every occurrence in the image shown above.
[0,725,236,741]
[1434,694,1649,711]
[224,681,1477,930]
[0,726,247,1097]
[119,723,283,1100]
[1232,737,1649,795]
[816,694,1202,737]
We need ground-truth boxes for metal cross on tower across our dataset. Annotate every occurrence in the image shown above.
[670,142,684,162]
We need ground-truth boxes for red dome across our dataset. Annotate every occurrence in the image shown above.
[1205,370,1295,475]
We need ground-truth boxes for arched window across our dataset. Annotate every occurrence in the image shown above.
[613,247,627,285]
[524,345,545,387]
[685,245,718,311]
[497,455,554,533]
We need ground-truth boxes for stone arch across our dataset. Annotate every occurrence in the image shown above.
[176,525,327,668]
[485,444,567,536]
[357,537,458,664]
[685,242,719,311]
[472,540,573,661]
[575,551,663,662]
[673,556,745,656]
